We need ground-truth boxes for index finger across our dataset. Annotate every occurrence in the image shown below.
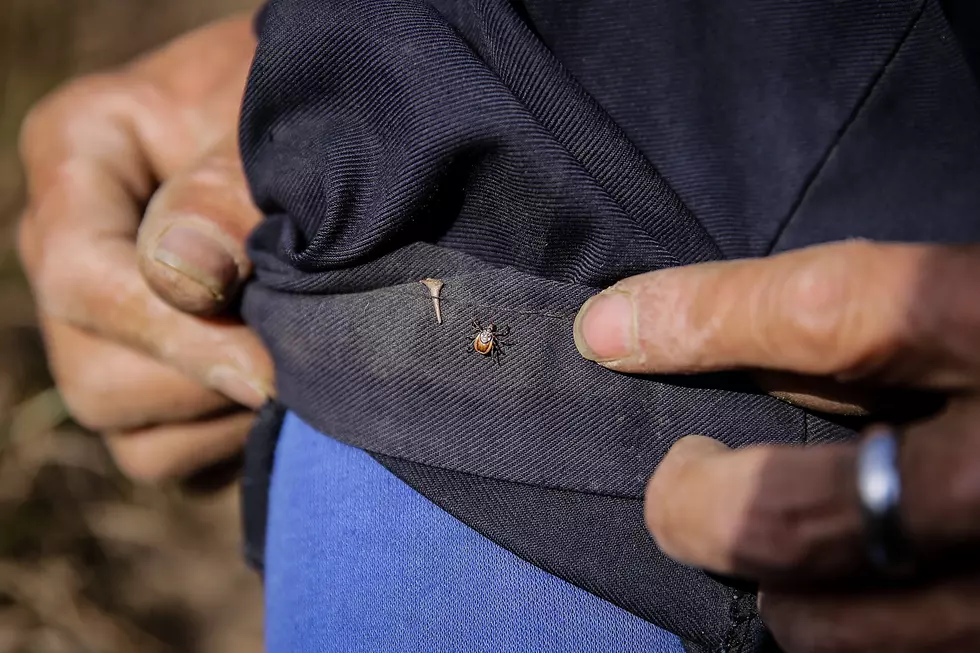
[573,241,980,390]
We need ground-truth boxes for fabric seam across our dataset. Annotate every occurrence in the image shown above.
[765,0,929,255]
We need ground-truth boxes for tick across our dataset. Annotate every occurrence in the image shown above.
[470,321,511,365]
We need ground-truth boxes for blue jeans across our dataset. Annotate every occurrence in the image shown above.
[264,412,685,652]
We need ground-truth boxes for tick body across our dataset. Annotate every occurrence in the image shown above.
[470,321,511,364]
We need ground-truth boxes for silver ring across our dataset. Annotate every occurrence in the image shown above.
[856,425,913,575]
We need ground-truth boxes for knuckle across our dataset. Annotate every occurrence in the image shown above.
[19,90,63,157]
[775,248,858,363]
[772,241,908,376]
[19,73,122,161]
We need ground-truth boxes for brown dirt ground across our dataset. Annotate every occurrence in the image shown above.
[0,2,266,652]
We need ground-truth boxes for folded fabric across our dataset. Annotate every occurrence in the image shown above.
[239,1,980,650]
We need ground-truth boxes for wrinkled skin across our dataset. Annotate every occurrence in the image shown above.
[576,240,980,651]
[17,16,272,483]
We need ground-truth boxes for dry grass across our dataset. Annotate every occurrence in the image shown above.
[0,2,265,651]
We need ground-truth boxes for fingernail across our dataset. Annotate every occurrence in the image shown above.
[208,366,269,410]
[153,224,238,301]
[573,289,636,363]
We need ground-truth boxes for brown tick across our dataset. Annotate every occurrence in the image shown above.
[470,321,511,365]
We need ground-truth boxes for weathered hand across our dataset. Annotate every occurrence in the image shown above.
[17,16,272,483]
[574,241,980,652]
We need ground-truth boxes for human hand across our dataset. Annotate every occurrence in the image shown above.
[574,241,980,651]
[17,16,273,483]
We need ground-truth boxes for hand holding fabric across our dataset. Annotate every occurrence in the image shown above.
[575,240,980,651]
[17,16,272,483]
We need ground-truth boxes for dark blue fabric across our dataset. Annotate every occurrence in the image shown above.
[265,412,686,653]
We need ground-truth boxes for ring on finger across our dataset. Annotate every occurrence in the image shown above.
[857,424,915,576]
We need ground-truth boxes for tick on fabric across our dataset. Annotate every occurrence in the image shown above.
[470,321,511,365]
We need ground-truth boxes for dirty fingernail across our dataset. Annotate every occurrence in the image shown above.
[573,289,636,363]
[208,366,269,410]
[153,224,239,301]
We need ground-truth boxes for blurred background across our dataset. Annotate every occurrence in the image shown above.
[0,1,264,651]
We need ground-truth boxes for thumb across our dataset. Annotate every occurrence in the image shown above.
[138,132,261,315]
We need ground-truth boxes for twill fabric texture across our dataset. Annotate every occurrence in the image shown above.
[238,0,980,650]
